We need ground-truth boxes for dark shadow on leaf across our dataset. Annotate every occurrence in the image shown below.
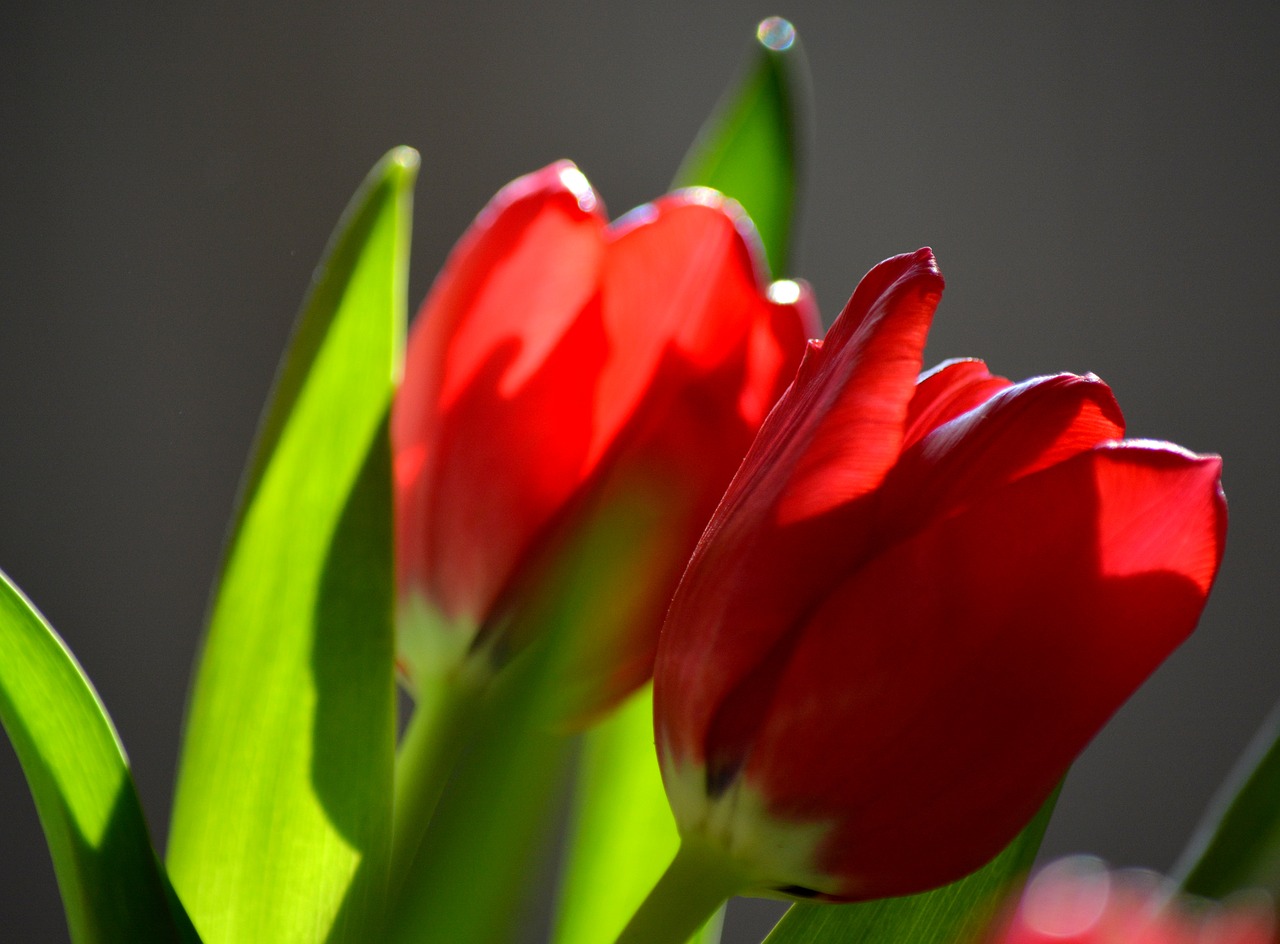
[312,408,396,943]
[15,743,202,942]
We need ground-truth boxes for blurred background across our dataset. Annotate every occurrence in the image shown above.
[1,2,1276,940]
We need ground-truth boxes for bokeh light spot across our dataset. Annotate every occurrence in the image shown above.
[757,17,796,51]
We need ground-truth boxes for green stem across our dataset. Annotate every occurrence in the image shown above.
[389,673,485,894]
[613,839,750,944]
[384,697,573,944]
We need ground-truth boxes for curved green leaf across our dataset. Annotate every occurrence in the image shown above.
[763,792,1058,944]
[553,686,721,944]
[673,16,810,277]
[166,147,417,944]
[1175,702,1280,899]
[0,570,199,943]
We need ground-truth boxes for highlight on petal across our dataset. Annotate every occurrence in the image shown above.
[1089,441,1225,593]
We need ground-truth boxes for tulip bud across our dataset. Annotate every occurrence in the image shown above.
[653,248,1227,900]
[393,162,814,723]
[993,857,1274,944]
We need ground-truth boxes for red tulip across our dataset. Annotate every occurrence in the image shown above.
[392,162,814,722]
[993,857,1274,944]
[653,248,1227,900]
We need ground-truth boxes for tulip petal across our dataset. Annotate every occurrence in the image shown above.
[878,372,1125,541]
[394,162,608,625]
[596,191,786,457]
[766,795,1056,942]
[776,248,944,524]
[520,193,812,720]
[656,250,942,773]
[396,172,813,652]
[745,442,1224,900]
[903,358,1013,449]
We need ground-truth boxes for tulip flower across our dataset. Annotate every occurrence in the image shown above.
[387,164,814,895]
[393,160,814,722]
[628,248,1225,936]
[993,857,1274,944]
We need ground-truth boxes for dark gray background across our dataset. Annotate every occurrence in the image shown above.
[1,3,1276,941]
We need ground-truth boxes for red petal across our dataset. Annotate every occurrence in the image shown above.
[592,191,788,465]
[745,443,1225,899]
[876,372,1125,542]
[393,162,608,622]
[655,250,943,770]
[777,248,944,524]
[903,358,1013,449]
[536,193,812,721]
[396,173,812,640]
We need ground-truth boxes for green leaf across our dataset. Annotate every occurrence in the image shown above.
[384,656,575,944]
[0,570,200,943]
[672,16,810,277]
[1175,703,1280,899]
[553,685,722,944]
[166,147,417,944]
[762,791,1058,944]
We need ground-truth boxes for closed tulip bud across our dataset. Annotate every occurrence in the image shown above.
[393,162,814,723]
[653,248,1227,901]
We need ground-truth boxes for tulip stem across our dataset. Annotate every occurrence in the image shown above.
[389,673,485,896]
[613,838,750,944]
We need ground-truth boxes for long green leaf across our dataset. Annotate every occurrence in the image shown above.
[0,570,200,943]
[763,793,1058,944]
[166,147,416,944]
[553,686,721,944]
[672,16,809,277]
[1175,702,1280,898]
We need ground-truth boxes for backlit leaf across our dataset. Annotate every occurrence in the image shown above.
[0,570,199,943]
[166,147,416,944]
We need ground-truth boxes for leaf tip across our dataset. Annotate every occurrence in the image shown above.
[385,145,421,185]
